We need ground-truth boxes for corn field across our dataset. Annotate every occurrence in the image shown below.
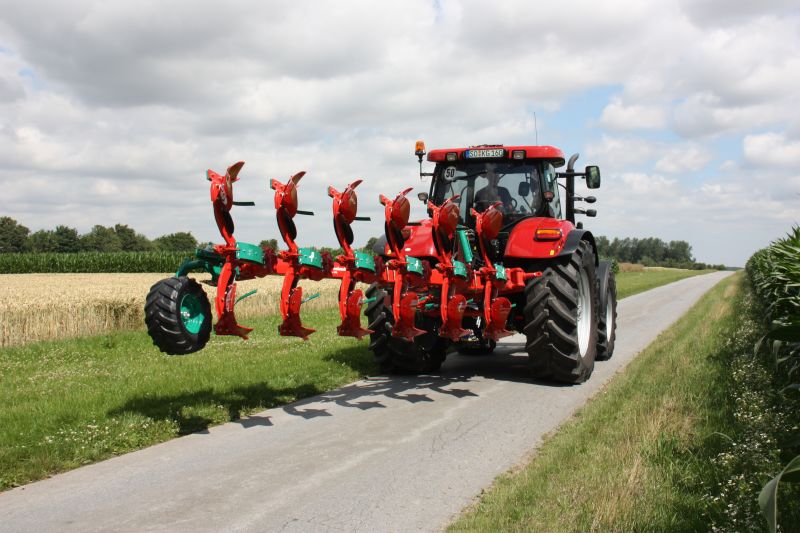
[746,225,800,533]
[0,273,346,347]
[0,251,191,273]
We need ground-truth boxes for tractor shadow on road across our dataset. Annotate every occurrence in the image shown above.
[293,340,573,419]
[109,342,570,435]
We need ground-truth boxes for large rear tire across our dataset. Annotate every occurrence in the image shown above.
[523,240,599,384]
[364,284,447,374]
[145,276,212,355]
[596,262,618,361]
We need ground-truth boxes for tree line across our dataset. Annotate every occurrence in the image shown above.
[595,236,727,270]
[0,217,198,253]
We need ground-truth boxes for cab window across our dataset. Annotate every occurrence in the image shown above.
[542,163,562,218]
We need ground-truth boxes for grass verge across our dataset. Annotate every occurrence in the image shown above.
[0,268,711,492]
[0,310,368,491]
[448,273,799,532]
[615,268,711,299]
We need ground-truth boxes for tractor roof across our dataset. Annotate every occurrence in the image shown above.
[427,145,565,167]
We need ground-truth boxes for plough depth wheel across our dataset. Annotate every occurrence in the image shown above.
[145,276,212,355]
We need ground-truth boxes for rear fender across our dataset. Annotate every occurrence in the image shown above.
[557,229,598,266]
[504,218,598,265]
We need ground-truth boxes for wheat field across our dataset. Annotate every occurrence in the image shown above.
[0,273,347,347]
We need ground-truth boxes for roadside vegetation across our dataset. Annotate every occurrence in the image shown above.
[0,268,709,491]
[747,226,800,533]
[450,235,799,531]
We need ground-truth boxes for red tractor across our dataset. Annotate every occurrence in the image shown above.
[144,142,616,384]
[363,143,616,383]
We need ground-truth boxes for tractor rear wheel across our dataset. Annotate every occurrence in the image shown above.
[364,284,447,374]
[145,276,212,355]
[522,240,598,384]
[596,261,618,361]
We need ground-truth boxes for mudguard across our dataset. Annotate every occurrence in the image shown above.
[556,228,598,266]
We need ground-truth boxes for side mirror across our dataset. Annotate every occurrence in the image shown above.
[517,182,530,197]
[417,192,429,203]
[585,166,601,189]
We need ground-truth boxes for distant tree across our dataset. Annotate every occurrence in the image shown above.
[114,224,153,251]
[28,230,56,252]
[595,235,610,257]
[52,225,81,253]
[0,217,30,253]
[362,236,379,253]
[154,232,197,251]
[81,225,122,252]
[259,238,279,250]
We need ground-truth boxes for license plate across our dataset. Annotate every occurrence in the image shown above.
[465,148,504,158]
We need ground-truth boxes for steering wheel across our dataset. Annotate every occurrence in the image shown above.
[507,197,517,211]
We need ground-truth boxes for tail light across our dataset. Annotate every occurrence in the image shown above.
[535,228,562,241]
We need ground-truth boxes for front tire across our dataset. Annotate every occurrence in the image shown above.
[523,240,599,383]
[364,284,447,374]
[145,276,212,355]
[596,262,618,361]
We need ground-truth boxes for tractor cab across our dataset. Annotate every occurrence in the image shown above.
[424,145,567,229]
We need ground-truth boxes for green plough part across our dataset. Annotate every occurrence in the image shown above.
[235,289,258,304]
[302,292,321,304]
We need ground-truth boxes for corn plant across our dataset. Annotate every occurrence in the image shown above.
[747,225,800,533]
[0,251,190,273]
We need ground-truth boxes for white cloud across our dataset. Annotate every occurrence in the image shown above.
[654,144,712,173]
[743,132,800,167]
[0,0,798,266]
[600,98,667,130]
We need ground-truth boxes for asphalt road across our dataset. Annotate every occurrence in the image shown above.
[0,271,733,533]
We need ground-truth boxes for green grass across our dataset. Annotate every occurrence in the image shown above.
[448,273,768,532]
[0,310,370,490]
[616,268,712,299]
[0,268,709,492]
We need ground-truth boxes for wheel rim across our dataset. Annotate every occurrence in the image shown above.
[576,268,591,356]
[606,291,614,339]
[180,293,205,334]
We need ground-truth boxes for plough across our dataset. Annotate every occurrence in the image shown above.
[146,142,617,383]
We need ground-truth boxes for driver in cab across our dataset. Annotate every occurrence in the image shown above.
[474,163,514,213]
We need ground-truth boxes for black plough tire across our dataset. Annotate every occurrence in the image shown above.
[596,261,618,361]
[364,283,447,374]
[145,276,212,355]
[523,240,599,384]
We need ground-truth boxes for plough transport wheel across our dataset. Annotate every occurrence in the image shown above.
[365,284,447,374]
[145,276,212,355]
[523,240,599,384]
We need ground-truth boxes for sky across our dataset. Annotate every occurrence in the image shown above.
[1,0,798,267]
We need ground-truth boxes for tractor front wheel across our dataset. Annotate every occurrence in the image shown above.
[364,284,447,374]
[523,240,598,384]
[596,261,618,361]
[145,276,212,355]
